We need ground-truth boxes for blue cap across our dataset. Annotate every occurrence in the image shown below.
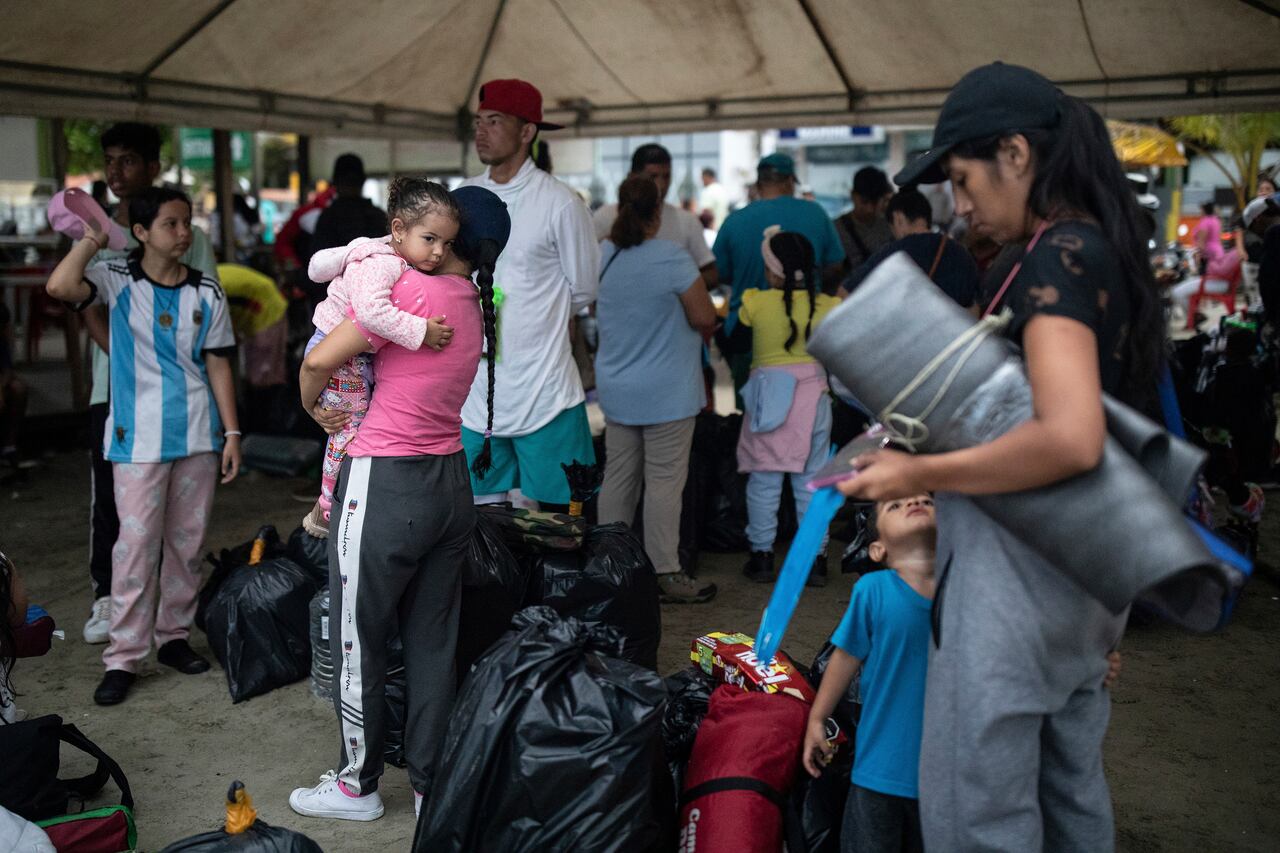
[450,186,511,263]
[757,152,796,177]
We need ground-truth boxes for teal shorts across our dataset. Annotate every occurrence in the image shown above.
[461,403,596,505]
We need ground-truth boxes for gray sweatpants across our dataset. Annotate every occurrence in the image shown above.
[920,493,1126,852]
[328,452,473,797]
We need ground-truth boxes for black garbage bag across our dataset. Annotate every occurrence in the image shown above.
[159,781,322,853]
[196,526,283,632]
[809,642,860,734]
[457,512,527,683]
[695,413,750,553]
[662,668,716,805]
[528,523,661,670]
[286,526,329,588]
[204,558,319,703]
[414,606,671,853]
[783,642,857,853]
[785,755,853,853]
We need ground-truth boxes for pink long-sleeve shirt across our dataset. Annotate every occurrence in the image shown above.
[309,236,426,350]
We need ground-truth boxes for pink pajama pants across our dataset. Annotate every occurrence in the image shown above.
[318,354,371,519]
[103,452,218,672]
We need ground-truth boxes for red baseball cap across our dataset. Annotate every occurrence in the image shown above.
[477,79,564,130]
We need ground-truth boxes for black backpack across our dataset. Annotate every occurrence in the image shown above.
[0,714,133,821]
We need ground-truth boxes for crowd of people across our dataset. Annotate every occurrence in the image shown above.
[0,59,1274,853]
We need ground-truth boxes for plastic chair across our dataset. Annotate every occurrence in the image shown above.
[1187,260,1242,329]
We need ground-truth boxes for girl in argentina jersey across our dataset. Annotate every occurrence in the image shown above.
[47,186,241,707]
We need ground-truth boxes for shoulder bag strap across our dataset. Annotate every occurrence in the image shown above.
[926,233,949,280]
[679,775,786,810]
[983,220,1052,318]
[58,724,134,810]
[840,213,870,261]
[599,246,622,283]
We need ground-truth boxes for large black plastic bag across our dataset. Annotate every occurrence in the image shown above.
[204,558,319,703]
[784,642,856,853]
[529,523,661,670]
[286,526,329,588]
[457,512,527,682]
[691,413,749,553]
[414,606,672,853]
[161,822,321,853]
[662,668,716,805]
[196,526,283,632]
[159,782,322,853]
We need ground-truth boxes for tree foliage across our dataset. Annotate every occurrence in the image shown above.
[1167,113,1280,209]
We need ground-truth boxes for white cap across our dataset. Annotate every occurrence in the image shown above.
[1243,193,1279,228]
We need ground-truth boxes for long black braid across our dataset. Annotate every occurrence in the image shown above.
[469,239,502,480]
[771,231,817,351]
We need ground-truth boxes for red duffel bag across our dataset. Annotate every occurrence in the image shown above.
[678,685,808,852]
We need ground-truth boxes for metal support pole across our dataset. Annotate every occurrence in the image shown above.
[297,134,311,204]
[212,128,236,262]
[49,117,68,189]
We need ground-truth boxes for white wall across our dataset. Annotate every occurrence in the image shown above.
[1186,149,1280,189]
[0,116,41,181]
[311,136,468,178]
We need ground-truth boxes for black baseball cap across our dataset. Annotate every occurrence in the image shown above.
[895,63,1063,187]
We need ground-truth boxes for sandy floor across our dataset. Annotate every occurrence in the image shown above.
[6,450,1279,851]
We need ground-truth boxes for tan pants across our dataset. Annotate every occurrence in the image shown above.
[598,417,696,575]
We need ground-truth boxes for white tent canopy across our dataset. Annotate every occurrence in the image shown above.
[1,0,1277,139]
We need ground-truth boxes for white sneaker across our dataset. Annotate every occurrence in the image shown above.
[83,597,111,644]
[414,791,423,818]
[289,770,384,821]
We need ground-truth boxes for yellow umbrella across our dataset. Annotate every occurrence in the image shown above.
[1108,120,1188,167]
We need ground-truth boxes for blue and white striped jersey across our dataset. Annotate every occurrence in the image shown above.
[80,258,235,463]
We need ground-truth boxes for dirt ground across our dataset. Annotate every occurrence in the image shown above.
[6,449,1279,852]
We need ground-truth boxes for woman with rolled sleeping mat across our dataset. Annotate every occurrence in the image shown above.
[836,63,1163,851]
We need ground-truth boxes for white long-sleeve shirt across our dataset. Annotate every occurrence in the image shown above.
[460,158,600,436]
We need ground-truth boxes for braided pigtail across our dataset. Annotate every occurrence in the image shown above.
[804,264,817,344]
[769,230,817,352]
[782,275,799,351]
[470,239,502,480]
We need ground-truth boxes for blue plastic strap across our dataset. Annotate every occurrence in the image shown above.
[755,486,846,666]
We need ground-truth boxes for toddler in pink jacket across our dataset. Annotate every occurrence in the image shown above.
[302,178,460,537]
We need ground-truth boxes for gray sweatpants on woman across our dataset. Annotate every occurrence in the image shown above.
[328,452,473,797]
[920,493,1126,852]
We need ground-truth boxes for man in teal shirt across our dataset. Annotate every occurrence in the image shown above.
[712,153,844,393]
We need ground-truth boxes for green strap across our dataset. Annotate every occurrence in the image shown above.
[38,805,138,850]
[491,284,505,363]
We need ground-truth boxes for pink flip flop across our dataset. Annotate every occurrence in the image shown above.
[47,188,128,251]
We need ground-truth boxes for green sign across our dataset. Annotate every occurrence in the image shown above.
[179,128,253,171]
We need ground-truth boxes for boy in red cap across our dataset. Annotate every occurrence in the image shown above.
[459,80,600,511]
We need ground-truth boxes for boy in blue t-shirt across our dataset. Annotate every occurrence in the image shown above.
[804,494,936,852]
[802,495,1123,852]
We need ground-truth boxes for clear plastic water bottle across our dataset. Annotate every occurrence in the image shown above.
[309,590,332,701]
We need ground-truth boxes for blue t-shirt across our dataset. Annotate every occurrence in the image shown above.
[595,239,706,425]
[830,569,932,799]
[712,196,845,327]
